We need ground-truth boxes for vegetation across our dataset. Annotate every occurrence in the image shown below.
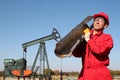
[0,69,120,77]
[0,71,4,77]
[110,69,120,76]
[43,69,79,76]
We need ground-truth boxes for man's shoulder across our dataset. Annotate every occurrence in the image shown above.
[102,33,113,39]
[102,33,111,36]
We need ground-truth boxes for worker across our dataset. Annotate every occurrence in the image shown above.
[72,12,113,80]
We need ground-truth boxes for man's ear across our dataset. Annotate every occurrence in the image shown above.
[104,24,108,29]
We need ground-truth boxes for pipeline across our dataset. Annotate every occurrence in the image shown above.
[54,16,93,58]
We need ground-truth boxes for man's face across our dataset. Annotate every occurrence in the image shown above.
[93,17,106,31]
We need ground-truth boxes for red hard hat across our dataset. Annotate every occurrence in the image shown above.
[93,12,109,25]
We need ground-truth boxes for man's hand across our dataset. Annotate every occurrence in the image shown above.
[83,28,90,42]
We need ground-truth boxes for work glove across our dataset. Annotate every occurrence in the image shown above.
[83,28,90,42]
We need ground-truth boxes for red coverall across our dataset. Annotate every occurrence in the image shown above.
[72,30,113,80]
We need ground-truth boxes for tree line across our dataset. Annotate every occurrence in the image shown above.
[110,69,120,76]
[0,69,120,77]
[45,69,120,76]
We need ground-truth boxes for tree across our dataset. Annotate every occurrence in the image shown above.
[53,70,60,75]
[44,69,54,75]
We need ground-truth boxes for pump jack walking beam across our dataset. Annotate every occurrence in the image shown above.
[22,28,61,49]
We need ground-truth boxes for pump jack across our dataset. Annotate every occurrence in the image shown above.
[22,28,61,79]
[3,28,61,80]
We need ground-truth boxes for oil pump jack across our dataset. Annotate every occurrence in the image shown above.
[3,28,61,80]
[22,28,61,79]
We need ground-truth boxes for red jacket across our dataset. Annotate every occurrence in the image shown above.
[72,30,113,80]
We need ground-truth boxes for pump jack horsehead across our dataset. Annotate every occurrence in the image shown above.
[54,16,93,58]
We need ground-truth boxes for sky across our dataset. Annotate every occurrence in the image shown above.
[0,0,120,72]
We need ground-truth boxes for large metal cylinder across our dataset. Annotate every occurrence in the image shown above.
[54,16,93,58]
